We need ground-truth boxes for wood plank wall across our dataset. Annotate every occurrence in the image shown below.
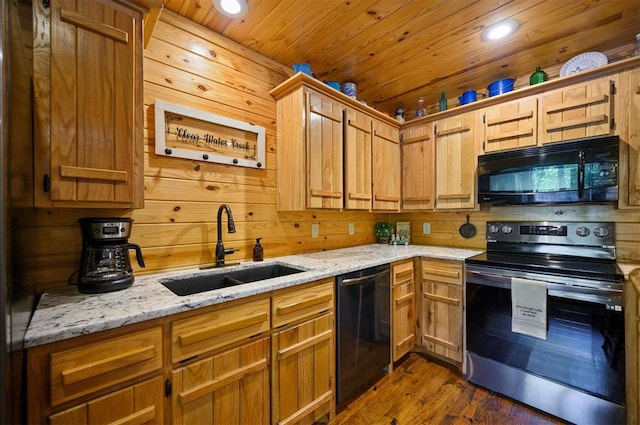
[14,10,386,293]
[395,205,640,263]
[13,10,640,294]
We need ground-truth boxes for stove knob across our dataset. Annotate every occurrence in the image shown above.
[594,227,610,238]
[575,226,590,237]
[501,225,513,234]
[488,224,501,234]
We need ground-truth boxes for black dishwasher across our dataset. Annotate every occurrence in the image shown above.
[336,264,390,404]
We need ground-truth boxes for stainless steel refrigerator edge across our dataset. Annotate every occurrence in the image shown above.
[1,0,9,419]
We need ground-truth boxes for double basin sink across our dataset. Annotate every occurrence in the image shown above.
[160,263,305,296]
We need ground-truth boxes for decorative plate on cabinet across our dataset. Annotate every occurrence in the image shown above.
[559,52,608,77]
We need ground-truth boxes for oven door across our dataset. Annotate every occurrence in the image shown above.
[465,267,625,408]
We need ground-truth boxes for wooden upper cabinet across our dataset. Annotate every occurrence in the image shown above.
[344,107,373,210]
[539,77,615,145]
[372,120,401,211]
[401,122,435,210]
[33,0,145,208]
[483,96,537,152]
[306,89,345,209]
[434,112,477,210]
[623,67,640,206]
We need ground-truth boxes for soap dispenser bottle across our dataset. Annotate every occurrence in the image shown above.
[253,238,264,261]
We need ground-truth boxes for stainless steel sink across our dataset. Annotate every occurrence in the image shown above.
[160,264,305,296]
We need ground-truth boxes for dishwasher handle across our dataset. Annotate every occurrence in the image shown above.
[340,270,388,287]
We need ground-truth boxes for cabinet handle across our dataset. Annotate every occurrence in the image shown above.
[60,9,129,44]
[545,93,608,114]
[436,193,470,200]
[178,358,267,405]
[279,390,333,425]
[60,165,128,182]
[347,119,371,133]
[486,128,534,142]
[276,294,333,316]
[486,111,534,126]
[277,329,333,360]
[436,125,470,137]
[107,406,156,425]
[395,293,414,305]
[423,267,460,279]
[60,346,156,386]
[178,313,268,347]
[310,189,342,198]
[374,194,400,202]
[403,196,431,202]
[422,334,459,351]
[348,192,371,201]
[374,130,399,144]
[310,105,343,122]
[402,135,431,144]
[423,292,460,305]
[545,115,608,133]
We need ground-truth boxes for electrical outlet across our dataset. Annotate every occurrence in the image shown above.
[312,223,319,238]
[348,223,355,235]
[423,223,431,234]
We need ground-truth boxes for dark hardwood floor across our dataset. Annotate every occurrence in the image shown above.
[332,352,566,425]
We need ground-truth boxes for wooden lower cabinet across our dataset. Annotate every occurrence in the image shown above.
[49,376,163,425]
[419,258,463,363]
[170,336,270,425]
[27,325,164,424]
[391,259,415,361]
[272,312,335,425]
[625,269,640,425]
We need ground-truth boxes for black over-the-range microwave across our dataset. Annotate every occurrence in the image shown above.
[477,135,619,205]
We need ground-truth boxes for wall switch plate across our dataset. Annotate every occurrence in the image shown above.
[423,223,431,234]
[312,223,319,238]
[348,223,355,235]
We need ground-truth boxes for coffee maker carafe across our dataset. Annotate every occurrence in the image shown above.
[78,218,145,293]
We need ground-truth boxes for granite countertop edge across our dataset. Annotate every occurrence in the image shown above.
[24,244,483,349]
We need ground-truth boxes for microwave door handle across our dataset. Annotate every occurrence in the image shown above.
[577,150,585,198]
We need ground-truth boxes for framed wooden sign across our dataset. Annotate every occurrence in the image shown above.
[154,100,266,168]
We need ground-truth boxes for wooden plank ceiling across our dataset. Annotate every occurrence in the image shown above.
[162,0,639,115]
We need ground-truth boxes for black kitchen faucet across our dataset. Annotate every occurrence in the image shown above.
[215,203,237,267]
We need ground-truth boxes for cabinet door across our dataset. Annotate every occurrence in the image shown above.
[34,0,144,208]
[392,260,415,361]
[401,122,435,210]
[483,96,537,152]
[372,120,401,211]
[539,77,614,144]
[306,89,344,209]
[171,336,270,425]
[344,107,373,210]
[434,112,476,209]
[49,376,163,425]
[272,312,335,425]
[421,281,462,362]
[626,67,640,206]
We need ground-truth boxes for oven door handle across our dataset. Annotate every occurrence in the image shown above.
[340,270,388,286]
[466,270,622,298]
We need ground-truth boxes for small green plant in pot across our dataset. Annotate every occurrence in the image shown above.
[374,222,394,244]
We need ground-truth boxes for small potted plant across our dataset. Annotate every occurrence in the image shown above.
[374,221,394,244]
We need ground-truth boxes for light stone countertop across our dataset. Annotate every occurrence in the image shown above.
[24,244,483,349]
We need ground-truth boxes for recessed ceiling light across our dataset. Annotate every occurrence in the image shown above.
[481,19,519,41]
[213,0,248,18]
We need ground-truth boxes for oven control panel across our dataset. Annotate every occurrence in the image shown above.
[486,221,616,247]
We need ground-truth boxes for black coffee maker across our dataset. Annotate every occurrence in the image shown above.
[77,217,145,293]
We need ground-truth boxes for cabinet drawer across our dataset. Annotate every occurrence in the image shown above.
[392,259,414,287]
[272,278,334,328]
[50,327,162,407]
[421,258,463,285]
[171,298,270,363]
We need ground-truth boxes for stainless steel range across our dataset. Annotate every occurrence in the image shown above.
[465,221,625,425]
